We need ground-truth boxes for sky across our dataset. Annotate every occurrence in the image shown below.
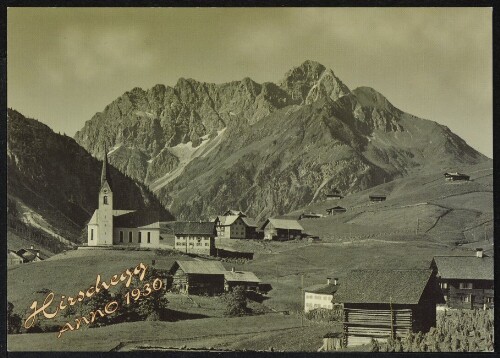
[7,7,493,157]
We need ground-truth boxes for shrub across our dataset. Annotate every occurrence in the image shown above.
[224,285,250,317]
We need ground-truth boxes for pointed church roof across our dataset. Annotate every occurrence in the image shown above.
[101,145,112,190]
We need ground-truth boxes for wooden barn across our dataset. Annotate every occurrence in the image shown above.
[334,269,444,347]
[224,268,261,292]
[326,193,344,200]
[431,249,494,309]
[7,250,24,267]
[369,194,386,202]
[261,218,304,241]
[444,172,470,181]
[169,260,226,295]
[326,206,347,215]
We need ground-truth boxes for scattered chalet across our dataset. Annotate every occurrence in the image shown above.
[15,247,44,263]
[299,212,323,219]
[261,218,304,241]
[215,210,258,239]
[430,249,494,309]
[326,206,347,215]
[169,260,226,295]
[87,149,161,247]
[335,269,444,347]
[369,194,386,202]
[444,172,470,181]
[224,268,261,291]
[304,278,340,313]
[326,188,343,200]
[173,221,217,256]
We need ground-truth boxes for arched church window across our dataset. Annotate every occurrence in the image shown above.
[103,196,108,205]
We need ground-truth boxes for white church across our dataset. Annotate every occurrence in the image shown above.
[87,149,161,248]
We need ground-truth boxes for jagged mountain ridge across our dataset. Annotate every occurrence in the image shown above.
[7,109,174,244]
[74,60,487,220]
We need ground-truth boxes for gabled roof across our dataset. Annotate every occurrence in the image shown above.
[241,217,257,227]
[432,256,493,280]
[224,270,261,283]
[114,210,160,228]
[327,206,346,211]
[173,260,226,275]
[88,210,98,225]
[334,269,433,305]
[304,283,339,295]
[173,221,216,236]
[444,172,469,177]
[8,250,24,261]
[262,218,304,231]
[217,215,240,226]
[16,248,44,262]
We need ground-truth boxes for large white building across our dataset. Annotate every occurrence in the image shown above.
[304,278,340,312]
[87,150,161,248]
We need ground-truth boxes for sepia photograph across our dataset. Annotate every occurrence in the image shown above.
[6,6,494,352]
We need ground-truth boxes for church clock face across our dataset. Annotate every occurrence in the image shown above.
[103,189,108,194]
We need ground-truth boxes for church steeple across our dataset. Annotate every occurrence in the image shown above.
[101,144,112,189]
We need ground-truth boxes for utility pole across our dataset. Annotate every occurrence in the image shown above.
[301,274,304,327]
[416,217,419,235]
[389,295,394,340]
[276,264,279,283]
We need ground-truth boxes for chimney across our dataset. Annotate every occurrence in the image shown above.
[36,252,40,258]
[231,267,235,272]
[327,277,331,285]
[333,278,339,285]
[476,248,484,258]
[30,245,34,250]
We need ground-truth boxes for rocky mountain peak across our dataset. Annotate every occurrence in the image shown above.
[352,86,400,114]
[279,60,350,104]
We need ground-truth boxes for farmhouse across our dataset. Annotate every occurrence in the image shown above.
[326,188,343,200]
[261,218,304,241]
[444,172,470,181]
[16,247,44,263]
[335,269,444,347]
[173,221,216,256]
[7,250,24,266]
[304,278,339,313]
[215,210,258,239]
[224,268,261,292]
[87,150,161,247]
[326,206,347,215]
[430,249,494,309]
[369,194,386,202]
[169,260,226,295]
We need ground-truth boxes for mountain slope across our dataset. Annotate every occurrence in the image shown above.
[74,60,488,220]
[7,109,174,247]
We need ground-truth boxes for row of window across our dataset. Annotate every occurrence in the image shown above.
[305,303,332,308]
[175,242,210,247]
[440,282,474,289]
[119,231,152,244]
[305,294,331,300]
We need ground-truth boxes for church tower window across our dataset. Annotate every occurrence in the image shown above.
[103,196,108,205]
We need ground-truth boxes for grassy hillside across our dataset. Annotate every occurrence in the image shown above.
[284,160,493,246]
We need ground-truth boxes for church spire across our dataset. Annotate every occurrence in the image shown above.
[101,144,112,189]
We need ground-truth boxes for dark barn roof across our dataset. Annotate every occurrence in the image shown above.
[172,260,226,275]
[304,283,339,295]
[173,221,216,236]
[114,210,160,228]
[335,269,433,305]
[432,256,493,280]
